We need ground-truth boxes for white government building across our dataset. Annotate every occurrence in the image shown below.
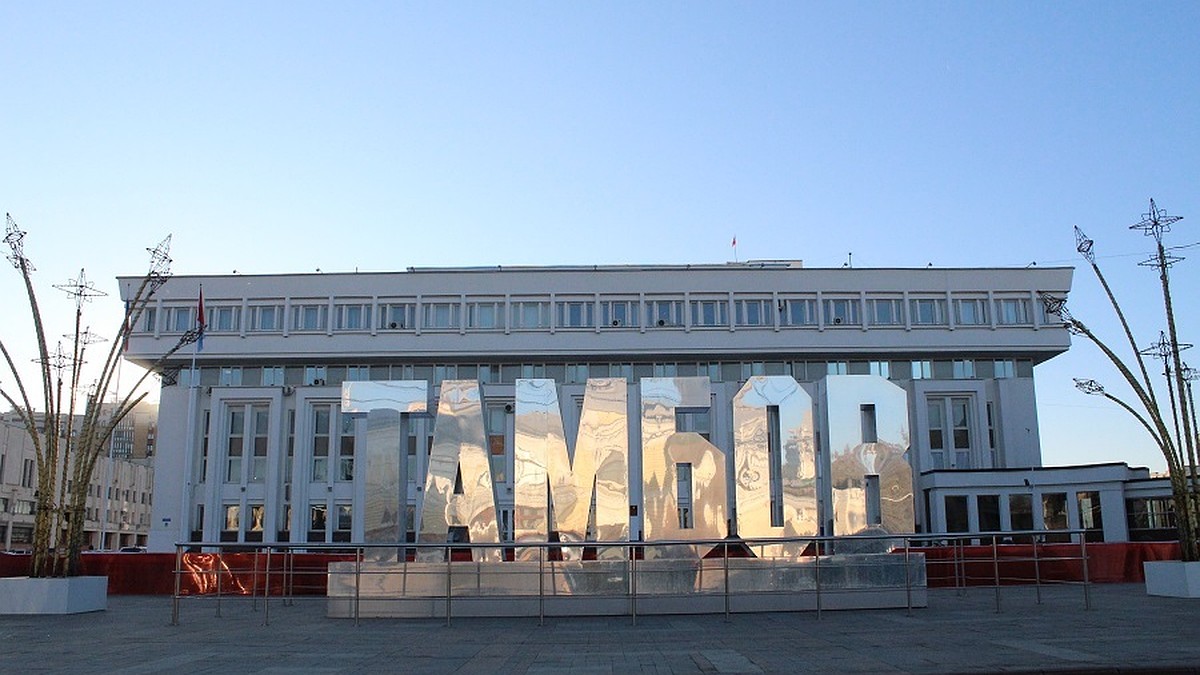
[120,262,1175,553]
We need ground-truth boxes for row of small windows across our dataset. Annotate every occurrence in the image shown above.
[175,358,1033,389]
[143,295,1047,334]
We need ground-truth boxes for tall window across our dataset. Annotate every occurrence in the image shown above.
[929,397,974,469]
[208,306,239,332]
[911,360,933,379]
[487,405,508,484]
[993,359,1016,379]
[218,367,242,387]
[199,410,210,482]
[735,299,772,327]
[336,504,353,536]
[309,503,327,542]
[378,302,415,330]
[338,410,355,481]
[312,405,330,482]
[927,401,945,469]
[224,504,240,533]
[285,409,296,484]
[601,300,639,328]
[250,405,269,483]
[994,298,1032,325]
[140,307,157,332]
[291,304,327,331]
[226,408,244,483]
[910,298,948,325]
[955,298,989,326]
[780,298,817,326]
[951,398,972,468]
[422,302,460,329]
[823,298,860,326]
[986,402,997,466]
[690,299,728,327]
[335,303,372,330]
[510,301,550,329]
[304,365,327,386]
[646,299,684,327]
[557,300,595,328]
[167,306,194,332]
[250,305,282,331]
[467,301,504,329]
[952,360,975,379]
[868,298,904,326]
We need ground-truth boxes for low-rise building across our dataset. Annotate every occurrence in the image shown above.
[0,413,154,551]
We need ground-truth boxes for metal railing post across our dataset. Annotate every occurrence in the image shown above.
[1033,536,1042,605]
[283,548,293,607]
[252,549,260,612]
[354,545,362,626]
[630,545,638,627]
[264,547,271,626]
[445,545,452,627]
[904,539,912,616]
[957,538,966,595]
[992,535,1001,613]
[538,544,545,627]
[215,549,223,618]
[171,544,183,626]
[1081,535,1091,610]
[723,541,730,622]
[815,541,822,620]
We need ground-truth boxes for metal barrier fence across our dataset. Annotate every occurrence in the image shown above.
[169,529,1091,626]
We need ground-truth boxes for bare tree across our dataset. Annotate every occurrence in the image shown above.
[1040,199,1198,561]
[1,214,198,576]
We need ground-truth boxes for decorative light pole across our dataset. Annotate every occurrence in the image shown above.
[1041,200,1198,561]
[1,214,197,576]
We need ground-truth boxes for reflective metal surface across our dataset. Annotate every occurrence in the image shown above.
[732,376,817,558]
[323,542,928,618]
[640,377,728,558]
[342,381,428,562]
[341,380,430,416]
[825,375,914,543]
[418,380,501,561]
[514,378,629,561]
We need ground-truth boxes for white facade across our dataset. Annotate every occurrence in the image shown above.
[120,263,1087,551]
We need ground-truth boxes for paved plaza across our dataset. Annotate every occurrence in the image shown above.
[0,583,1197,673]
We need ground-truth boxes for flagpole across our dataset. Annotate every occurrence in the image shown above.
[178,284,203,548]
[732,235,739,263]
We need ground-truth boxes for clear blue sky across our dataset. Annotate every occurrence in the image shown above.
[1,2,1196,471]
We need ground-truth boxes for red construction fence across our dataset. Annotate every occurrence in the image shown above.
[0,542,1182,596]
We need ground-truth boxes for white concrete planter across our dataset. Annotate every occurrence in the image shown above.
[1144,561,1200,598]
[0,576,108,614]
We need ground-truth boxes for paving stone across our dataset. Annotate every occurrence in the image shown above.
[1,584,1199,673]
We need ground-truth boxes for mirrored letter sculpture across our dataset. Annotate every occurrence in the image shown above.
[732,376,817,558]
[824,375,914,541]
[514,378,629,561]
[341,381,428,562]
[641,377,728,559]
[418,380,501,561]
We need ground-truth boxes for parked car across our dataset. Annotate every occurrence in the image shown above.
[118,546,147,553]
